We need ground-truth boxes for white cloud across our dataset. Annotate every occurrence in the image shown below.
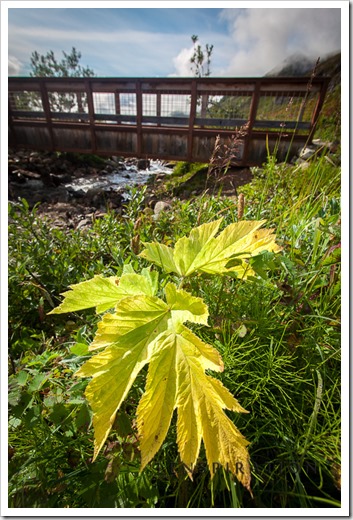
[170,46,194,77]
[7,8,341,79]
[8,55,22,75]
[219,8,341,76]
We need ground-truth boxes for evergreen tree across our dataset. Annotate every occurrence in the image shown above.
[29,47,95,113]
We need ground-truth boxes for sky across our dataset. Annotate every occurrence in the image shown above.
[6,2,342,78]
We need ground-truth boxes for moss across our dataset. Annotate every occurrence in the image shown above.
[57,152,108,168]
[162,162,208,196]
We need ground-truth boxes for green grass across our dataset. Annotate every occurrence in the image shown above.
[8,143,341,508]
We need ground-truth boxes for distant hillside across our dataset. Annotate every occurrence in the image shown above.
[266,52,341,89]
[315,52,341,89]
[266,53,316,77]
[264,51,341,142]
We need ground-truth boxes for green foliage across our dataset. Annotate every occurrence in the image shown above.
[30,47,95,78]
[315,84,341,142]
[49,219,281,493]
[190,35,213,78]
[8,150,341,507]
[159,162,208,196]
[28,47,95,113]
[56,152,107,168]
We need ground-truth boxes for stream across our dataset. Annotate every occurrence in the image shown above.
[64,159,174,197]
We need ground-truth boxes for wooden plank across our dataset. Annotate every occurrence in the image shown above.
[85,79,97,153]
[194,117,248,128]
[156,92,161,127]
[39,79,55,150]
[308,77,330,142]
[187,80,197,162]
[142,116,189,126]
[136,79,142,156]
[242,81,260,163]
[253,120,311,129]
[10,110,46,119]
[94,114,136,123]
[50,112,90,121]
[114,92,121,125]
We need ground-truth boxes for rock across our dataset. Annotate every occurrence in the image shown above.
[76,218,91,230]
[73,168,86,178]
[137,159,150,170]
[10,173,27,184]
[25,179,45,190]
[111,156,123,163]
[154,201,172,216]
[42,157,54,166]
[154,174,166,183]
[312,139,339,154]
[12,168,41,180]
[49,173,72,186]
[93,212,106,219]
[299,146,317,161]
[45,187,71,204]
[67,187,86,199]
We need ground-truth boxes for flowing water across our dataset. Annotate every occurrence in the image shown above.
[64,160,174,195]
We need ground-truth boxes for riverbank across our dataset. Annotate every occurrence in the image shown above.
[8,149,253,229]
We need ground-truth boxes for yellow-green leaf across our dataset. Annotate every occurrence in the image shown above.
[75,294,170,457]
[137,331,178,468]
[57,259,254,490]
[133,327,250,489]
[136,324,250,489]
[176,347,250,488]
[139,242,177,273]
[173,219,223,276]
[140,218,281,279]
[48,275,122,314]
[49,270,158,315]
[165,282,209,327]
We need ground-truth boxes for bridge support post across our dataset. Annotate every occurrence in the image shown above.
[187,80,197,162]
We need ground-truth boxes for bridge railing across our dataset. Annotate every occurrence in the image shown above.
[8,76,329,165]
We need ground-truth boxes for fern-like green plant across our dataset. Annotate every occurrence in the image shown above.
[49,218,282,493]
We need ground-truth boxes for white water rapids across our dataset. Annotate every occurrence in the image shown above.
[64,160,174,195]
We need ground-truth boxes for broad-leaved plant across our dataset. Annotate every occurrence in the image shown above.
[49,218,281,492]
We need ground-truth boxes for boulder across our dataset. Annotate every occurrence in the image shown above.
[137,159,150,170]
[154,201,172,216]
[299,146,317,161]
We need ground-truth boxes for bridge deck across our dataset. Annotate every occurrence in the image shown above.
[8,76,329,166]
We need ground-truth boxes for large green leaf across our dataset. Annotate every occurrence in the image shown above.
[49,269,158,315]
[140,218,281,278]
